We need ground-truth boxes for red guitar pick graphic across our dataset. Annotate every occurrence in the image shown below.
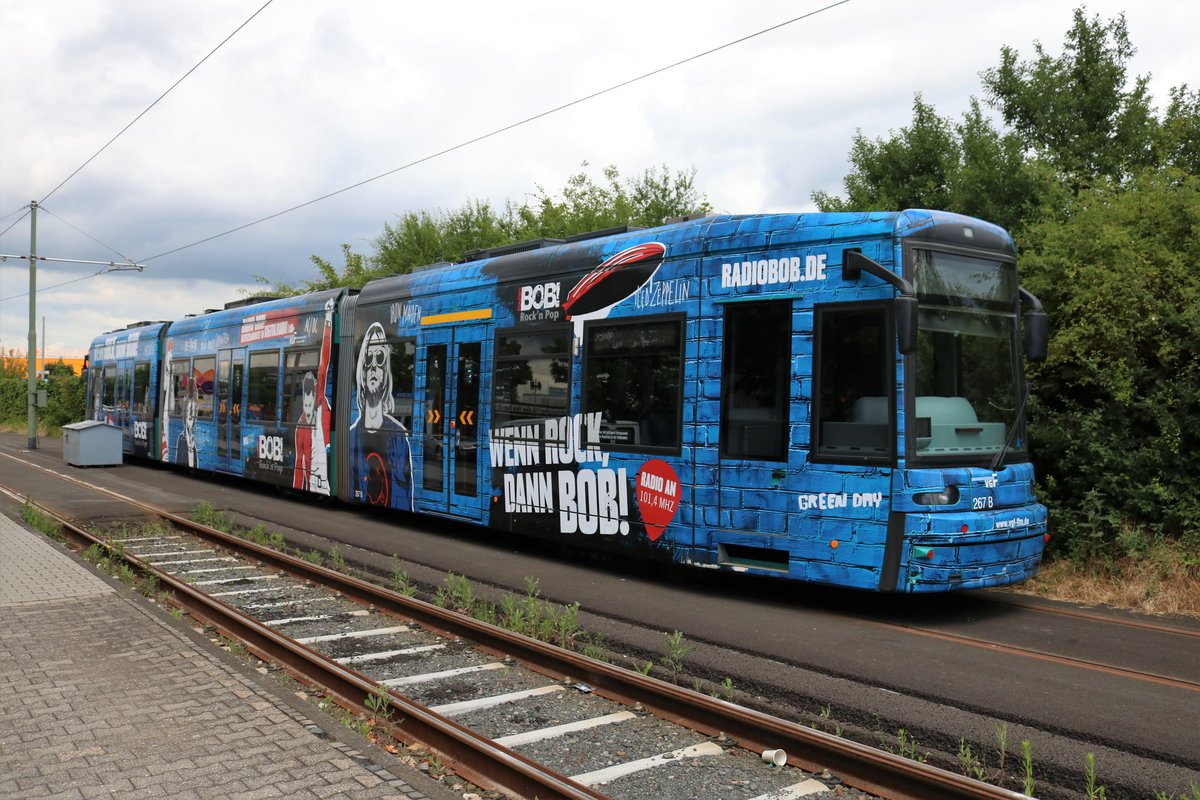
[636,459,681,542]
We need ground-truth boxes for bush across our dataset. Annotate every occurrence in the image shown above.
[0,358,87,435]
[1022,170,1200,557]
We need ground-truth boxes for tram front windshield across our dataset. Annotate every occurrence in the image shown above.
[910,249,1022,463]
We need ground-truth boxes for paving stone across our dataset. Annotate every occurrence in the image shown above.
[0,513,447,800]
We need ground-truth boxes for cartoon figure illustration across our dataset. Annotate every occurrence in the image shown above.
[350,321,414,510]
[175,377,198,468]
[293,299,334,494]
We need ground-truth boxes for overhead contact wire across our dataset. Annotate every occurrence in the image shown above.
[140,0,854,263]
[38,0,276,205]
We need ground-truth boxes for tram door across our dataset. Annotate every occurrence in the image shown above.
[216,348,246,472]
[129,361,152,458]
[417,325,486,518]
[716,300,797,554]
[116,363,132,448]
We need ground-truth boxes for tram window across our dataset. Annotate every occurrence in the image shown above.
[133,362,150,414]
[493,328,571,429]
[281,349,319,426]
[391,338,416,430]
[721,301,790,461]
[102,366,117,410]
[247,351,280,422]
[583,317,682,451]
[813,304,892,460]
[169,358,190,417]
[193,356,215,419]
[90,372,103,418]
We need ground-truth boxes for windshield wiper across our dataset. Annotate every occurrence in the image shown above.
[989,383,1030,472]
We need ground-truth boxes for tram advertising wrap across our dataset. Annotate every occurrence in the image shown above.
[87,210,1049,592]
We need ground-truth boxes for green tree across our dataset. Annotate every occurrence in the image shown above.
[373,198,513,278]
[1155,85,1200,175]
[0,357,86,432]
[816,6,1200,555]
[374,161,709,275]
[812,95,960,214]
[981,8,1156,192]
[812,96,1056,234]
[262,162,709,296]
[509,162,709,241]
[1021,170,1200,551]
[42,361,86,429]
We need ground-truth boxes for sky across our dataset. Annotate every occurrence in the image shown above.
[1,0,1196,359]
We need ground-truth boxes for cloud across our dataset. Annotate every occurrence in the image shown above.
[0,0,1194,354]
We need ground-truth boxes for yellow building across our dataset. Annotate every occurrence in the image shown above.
[1,355,87,378]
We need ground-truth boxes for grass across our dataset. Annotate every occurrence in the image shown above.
[1022,536,1200,617]
[20,499,63,540]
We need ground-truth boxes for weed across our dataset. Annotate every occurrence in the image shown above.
[554,601,581,648]
[1153,784,1200,800]
[21,499,63,539]
[364,684,395,734]
[475,598,498,626]
[994,722,1008,784]
[168,607,185,619]
[136,573,159,597]
[722,677,735,703]
[245,523,269,546]
[439,572,476,613]
[662,630,694,684]
[578,633,611,663]
[1021,740,1035,798]
[896,729,928,763]
[817,703,842,736]
[82,543,104,563]
[1085,753,1107,799]
[328,545,347,571]
[192,502,232,532]
[390,556,417,596]
[305,549,323,566]
[958,739,988,781]
[692,678,706,693]
[638,660,654,676]
[226,637,245,656]
[116,563,137,585]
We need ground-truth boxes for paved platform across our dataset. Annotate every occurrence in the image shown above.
[0,510,450,800]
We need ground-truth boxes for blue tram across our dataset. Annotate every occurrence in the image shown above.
[87,210,1049,592]
[86,321,169,459]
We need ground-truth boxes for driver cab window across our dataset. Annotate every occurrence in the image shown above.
[813,303,892,461]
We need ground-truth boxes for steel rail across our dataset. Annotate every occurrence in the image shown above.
[979,591,1200,640]
[3,462,1030,800]
[861,618,1200,693]
[1,485,605,800]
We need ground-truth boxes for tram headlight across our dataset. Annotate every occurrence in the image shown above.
[913,486,960,506]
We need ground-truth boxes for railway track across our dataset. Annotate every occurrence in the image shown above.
[858,617,1200,694]
[1,467,1027,800]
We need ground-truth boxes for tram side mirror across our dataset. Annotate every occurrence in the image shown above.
[843,249,920,354]
[1019,286,1048,362]
[896,295,918,354]
[1024,309,1048,362]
